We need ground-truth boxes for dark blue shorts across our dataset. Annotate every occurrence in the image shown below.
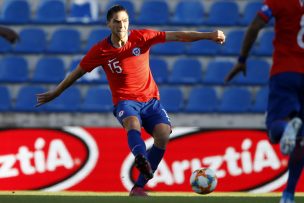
[266,72,304,128]
[113,99,171,135]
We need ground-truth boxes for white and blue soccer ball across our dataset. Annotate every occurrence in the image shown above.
[190,168,218,194]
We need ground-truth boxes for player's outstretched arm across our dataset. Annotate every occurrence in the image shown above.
[36,65,86,107]
[225,15,267,83]
[165,30,225,44]
[0,26,19,43]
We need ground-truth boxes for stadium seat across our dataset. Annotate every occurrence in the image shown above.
[205,1,239,26]
[171,1,204,25]
[150,58,168,84]
[187,39,219,56]
[32,57,65,83]
[105,0,136,23]
[67,0,99,24]
[0,86,11,111]
[84,28,111,52]
[34,0,66,24]
[68,57,107,83]
[14,86,47,112]
[159,87,183,112]
[218,87,252,113]
[14,28,46,53]
[233,59,270,85]
[69,57,81,71]
[0,0,30,24]
[151,42,186,55]
[169,58,203,84]
[0,56,28,83]
[220,30,245,56]
[253,31,274,56]
[45,86,81,112]
[137,1,169,25]
[239,1,263,26]
[251,87,268,113]
[203,60,234,85]
[185,87,218,113]
[47,28,81,54]
[0,37,12,53]
[81,87,113,112]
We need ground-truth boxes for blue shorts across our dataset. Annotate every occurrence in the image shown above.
[266,72,304,128]
[113,99,171,135]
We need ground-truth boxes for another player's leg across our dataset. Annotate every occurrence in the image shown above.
[281,97,304,203]
[267,73,303,155]
[268,118,302,155]
[268,118,304,203]
[280,192,295,203]
[280,117,302,155]
[265,73,304,203]
[268,120,287,143]
[280,142,304,203]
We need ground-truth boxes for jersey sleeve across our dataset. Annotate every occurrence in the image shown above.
[141,29,166,46]
[80,44,103,72]
[257,0,276,22]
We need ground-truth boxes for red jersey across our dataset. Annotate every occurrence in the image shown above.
[80,29,166,105]
[258,0,304,76]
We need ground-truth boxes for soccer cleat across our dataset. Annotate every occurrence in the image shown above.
[280,117,302,155]
[134,154,153,180]
[129,185,148,197]
[279,192,295,203]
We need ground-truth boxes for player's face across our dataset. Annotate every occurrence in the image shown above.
[108,11,129,40]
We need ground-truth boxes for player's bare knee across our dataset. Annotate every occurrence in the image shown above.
[153,124,171,149]
[154,137,169,149]
[123,116,141,131]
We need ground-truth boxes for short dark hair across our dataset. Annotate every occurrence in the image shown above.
[106,5,128,22]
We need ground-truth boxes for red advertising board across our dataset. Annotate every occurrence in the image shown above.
[0,127,303,192]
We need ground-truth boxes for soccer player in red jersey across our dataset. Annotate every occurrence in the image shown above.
[0,26,19,43]
[225,0,304,202]
[36,5,225,196]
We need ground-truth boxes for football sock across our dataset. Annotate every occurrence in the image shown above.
[269,120,287,143]
[135,144,165,187]
[285,143,304,195]
[127,129,147,157]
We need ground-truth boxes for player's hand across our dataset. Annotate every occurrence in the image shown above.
[35,91,59,107]
[0,27,19,43]
[212,30,225,44]
[225,63,247,84]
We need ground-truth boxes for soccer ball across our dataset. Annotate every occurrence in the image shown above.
[190,168,217,194]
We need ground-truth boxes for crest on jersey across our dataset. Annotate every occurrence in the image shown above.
[132,47,141,56]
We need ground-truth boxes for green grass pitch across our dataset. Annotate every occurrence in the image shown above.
[0,192,303,203]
